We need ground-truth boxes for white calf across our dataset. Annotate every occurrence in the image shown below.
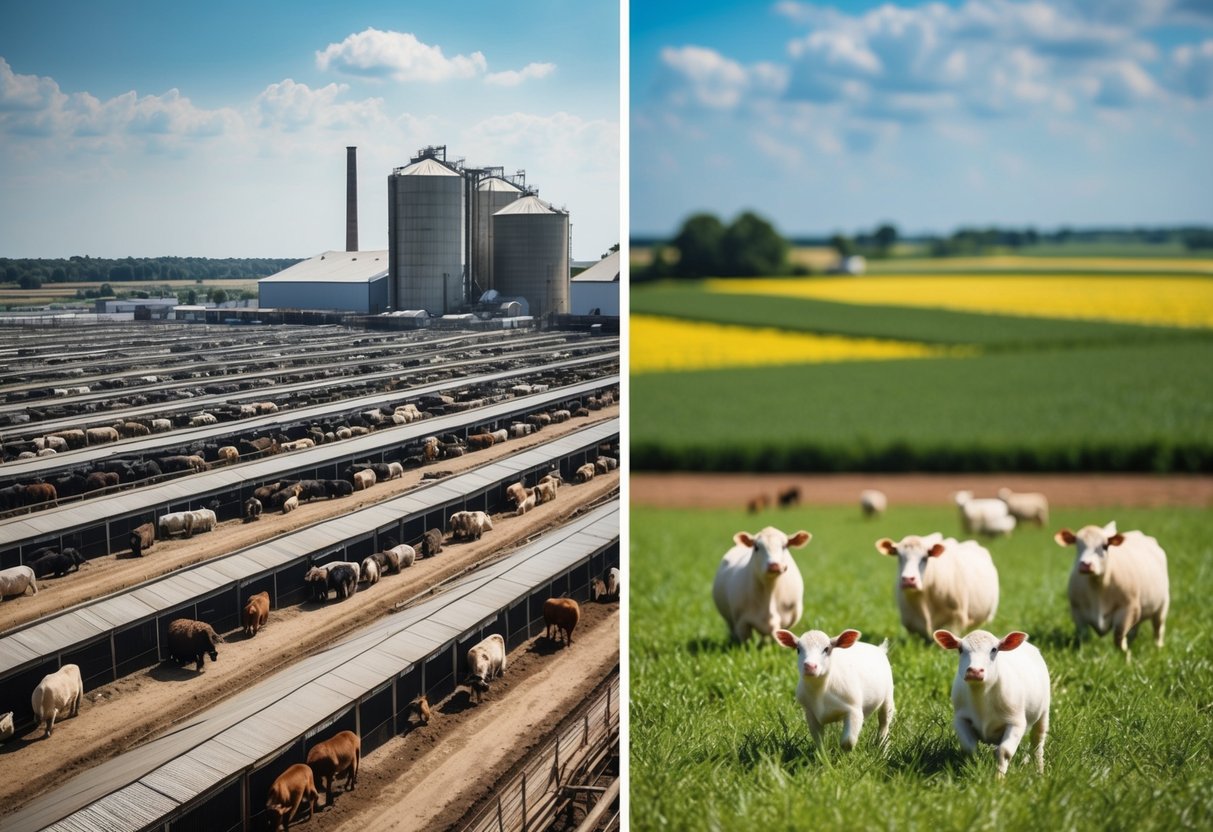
[712,527,810,642]
[877,534,999,639]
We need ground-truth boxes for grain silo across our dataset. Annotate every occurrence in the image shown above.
[492,195,570,319]
[387,153,464,314]
[472,176,523,292]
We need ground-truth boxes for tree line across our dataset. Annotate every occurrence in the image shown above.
[1,256,302,290]
[634,211,792,282]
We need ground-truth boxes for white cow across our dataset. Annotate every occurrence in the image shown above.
[0,711,13,743]
[31,664,84,738]
[466,634,507,703]
[712,527,811,642]
[774,628,894,750]
[933,629,1050,777]
[0,565,38,597]
[876,534,999,639]
[860,489,887,518]
[1054,522,1169,659]
[187,508,217,533]
[954,490,1016,536]
[998,488,1049,527]
[360,558,380,585]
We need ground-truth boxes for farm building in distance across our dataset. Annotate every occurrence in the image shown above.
[571,250,620,316]
[258,250,389,314]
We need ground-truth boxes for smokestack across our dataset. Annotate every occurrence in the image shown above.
[346,146,358,252]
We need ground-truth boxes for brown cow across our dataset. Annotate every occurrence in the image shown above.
[24,482,57,508]
[242,591,270,638]
[266,763,319,831]
[543,598,581,647]
[306,730,360,806]
[129,522,155,557]
[85,471,120,492]
[467,433,496,450]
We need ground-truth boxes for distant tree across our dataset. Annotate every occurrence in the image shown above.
[185,288,198,305]
[210,288,228,304]
[721,211,788,276]
[4,266,17,283]
[18,272,43,290]
[109,264,133,281]
[830,233,854,258]
[99,282,114,297]
[671,213,726,278]
[874,223,898,256]
[50,266,67,282]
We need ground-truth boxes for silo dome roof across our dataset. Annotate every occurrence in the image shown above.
[397,157,461,176]
[494,195,562,215]
[479,177,523,193]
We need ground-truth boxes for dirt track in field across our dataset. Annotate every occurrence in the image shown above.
[0,458,617,815]
[0,403,618,633]
[631,472,1213,509]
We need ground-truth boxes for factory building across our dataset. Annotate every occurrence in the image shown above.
[258,250,389,314]
[570,250,620,316]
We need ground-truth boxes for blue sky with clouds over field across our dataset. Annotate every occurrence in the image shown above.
[632,0,1213,238]
[0,0,619,259]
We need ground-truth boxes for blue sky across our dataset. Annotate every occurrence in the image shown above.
[632,0,1213,239]
[0,0,619,259]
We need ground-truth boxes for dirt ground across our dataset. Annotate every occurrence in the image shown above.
[0,403,618,633]
[0,445,618,816]
[320,604,620,832]
[631,472,1213,509]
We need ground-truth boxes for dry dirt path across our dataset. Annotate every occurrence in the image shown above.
[0,403,618,633]
[0,468,619,816]
[632,472,1213,509]
[323,605,620,832]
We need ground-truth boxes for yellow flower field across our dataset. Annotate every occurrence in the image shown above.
[631,315,956,374]
[707,275,1213,328]
[866,256,1213,274]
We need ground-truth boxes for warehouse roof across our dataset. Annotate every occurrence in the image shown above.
[572,251,620,283]
[260,250,389,285]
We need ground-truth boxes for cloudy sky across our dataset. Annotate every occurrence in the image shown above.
[0,0,619,259]
[632,0,1213,238]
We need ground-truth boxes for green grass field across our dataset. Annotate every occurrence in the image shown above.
[630,504,1213,832]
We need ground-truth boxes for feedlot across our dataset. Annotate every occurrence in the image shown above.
[0,323,621,832]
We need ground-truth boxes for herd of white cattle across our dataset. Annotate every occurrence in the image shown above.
[713,491,1171,778]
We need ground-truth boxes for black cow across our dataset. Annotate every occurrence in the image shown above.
[28,547,86,578]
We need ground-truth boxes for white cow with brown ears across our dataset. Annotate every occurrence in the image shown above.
[877,534,999,640]
[712,527,810,642]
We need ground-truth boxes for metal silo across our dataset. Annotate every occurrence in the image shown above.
[387,154,464,314]
[492,195,570,319]
[472,176,523,292]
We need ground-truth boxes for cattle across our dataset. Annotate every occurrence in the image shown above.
[954,490,1016,536]
[352,470,375,491]
[515,491,536,515]
[420,528,443,557]
[187,508,217,534]
[30,664,83,738]
[451,510,493,541]
[713,527,811,643]
[85,471,120,492]
[387,461,404,480]
[29,548,86,578]
[0,565,38,597]
[505,482,528,507]
[243,497,262,522]
[242,591,270,638]
[188,412,217,427]
[606,567,620,598]
[158,511,195,539]
[592,578,609,601]
[321,563,358,600]
[215,445,239,465]
[442,443,465,459]
[510,422,533,438]
[117,421,150,438]
[747,494,771,514]
[360,558,381,585]
[23,482,58,508]
[128,460,161,481]
[266,764,319,831]
[572,407,590,418]
[36,448,56,457]
[269,483,302,511]
[410,695,432,727]
[239,436,279,458]
[860,489,887,518]
[380,544,415,572]
[253,481,284,504]
[305,566,330,603]
[777,486,802,508]
[282,495,299,514]
[0,711,13,743]
[307,730,361,806]
[295,480,326,502]
[150,418,172,433]
[544,598,581,646]
[551,409,571,423]
[774,628,895,751]
[465,634,507,703]
[324,479,354,499]
[166,618,222,671]
[422,436,440,461]
[86,426,119,445]
[125,522,155,557]
[1054,522,1169,659]
[876,534,1000,640]
[576,463,596,483]
[280,438,314,452]
[934,629,1051,777]
[50,429,86,449]
[41,435,69,452]
[489,429,508,444]
[999,488,1049,527]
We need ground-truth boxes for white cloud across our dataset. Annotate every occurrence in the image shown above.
[1168,39,1213,100]
[486,62,556,87]
[254,79,386,131]
[316,28,487,83]
[657,45,788,109]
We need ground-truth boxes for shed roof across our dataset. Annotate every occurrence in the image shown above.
[259,251,389,285]
[572,250,620,283]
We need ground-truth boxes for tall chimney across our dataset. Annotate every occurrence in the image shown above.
[346,146,358,252]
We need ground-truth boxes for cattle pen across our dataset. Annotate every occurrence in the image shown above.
[2,503,619,832]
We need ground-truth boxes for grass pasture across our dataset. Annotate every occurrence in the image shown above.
[630,504,1213,832]
[0,279,259,310]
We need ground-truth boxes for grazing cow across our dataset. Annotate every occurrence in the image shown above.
[323,563,358,600]
[215,445,239,465]
[30,664,83,738]
[544,598,581,646]
[360,558,381,585]
[877,534,1000,640]
[41,435,69,453]
[465,634,507,702]
[85,471,120,492]
[515,491,536,515]
[166,619,222,671]
[591,578,609,601]
[23,482,58,508]
[243,497,262,522]
[266,764,320,831]
[934,629,1051,777]
[527,413,551,428]
[242,591,270,637]
[150,418,172,433]
[533,481,557,505]
[117,421,150,438]
[572,407,590,418]
[129,522,156,556]
[505,482,528,507]
[410,695,432,726]
[551,409,571,423]
[774,628,895,751]
[352,469,375,491]
[324,479,354,499]
[999,488,1049,527]
[954,490,1016,536]
[387,461,404,480]
[420,528,443,557]
[305,566,330,602]
[187,508,217,534]
[489,429,508,444]
[510,422,533,438]
[29,548,86,578]
[453,510,492,541]
[606,567,620,598]
[1054,522,1169,659]
[0,565,38,597]
[51,429,86,450]
[282,495,299,514]
[307,730,361,806]
[158,511,195,539]
[85,426,119,445]
[0,711,13,743]
[576,463,596,483]
[747,494,771,514]
[713,527,811,643]
[860,489,887,518]
[381,544,415,571]
[270,484,302,511]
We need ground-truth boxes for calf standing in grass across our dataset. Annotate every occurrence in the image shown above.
[307,730,360,806]
[713,527,811,643]
[1054,522,1169,659]
[774,628,894,751]
[934,629,1050,777]
[877,534,999,640]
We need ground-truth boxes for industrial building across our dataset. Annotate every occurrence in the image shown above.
[258,249,389,314]
[571,249,621,316]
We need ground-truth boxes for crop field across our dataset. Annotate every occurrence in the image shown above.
[630,504,1213,832]
[0,279,259,309]
[631,262,1213,472]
